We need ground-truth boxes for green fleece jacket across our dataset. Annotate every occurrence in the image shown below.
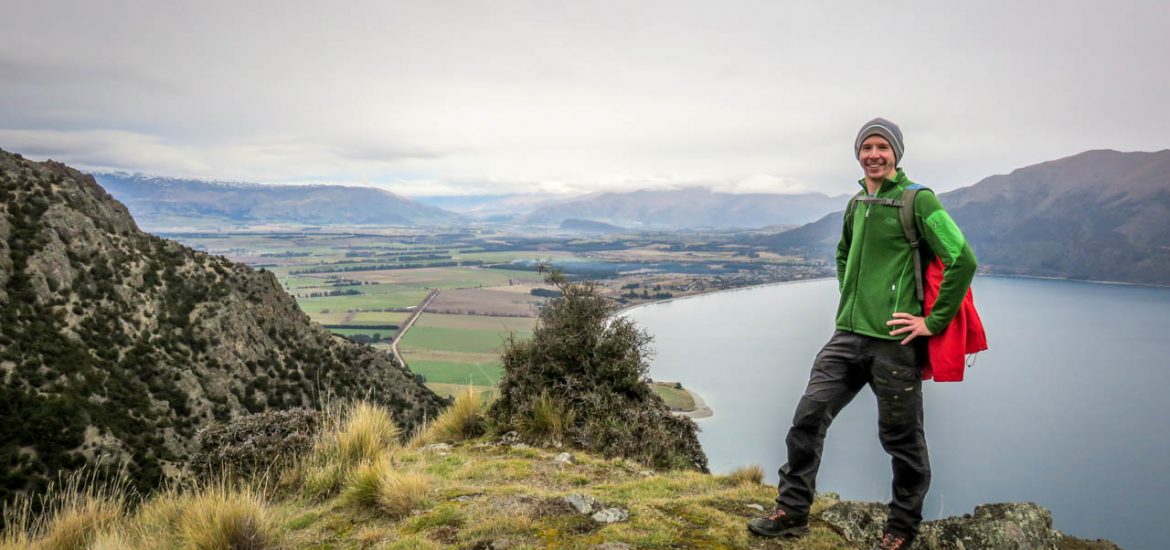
[835,168,977,339]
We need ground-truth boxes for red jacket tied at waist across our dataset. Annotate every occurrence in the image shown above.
[922,257,988,382]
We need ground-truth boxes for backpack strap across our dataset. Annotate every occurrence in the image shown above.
[848,186,930,304]
[899,186,927,303]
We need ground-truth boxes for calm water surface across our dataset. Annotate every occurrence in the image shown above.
[625,276,1170,550]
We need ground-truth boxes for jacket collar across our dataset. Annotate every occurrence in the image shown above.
[857,168,907,195]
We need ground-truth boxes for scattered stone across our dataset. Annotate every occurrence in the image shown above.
[512,443,530,450]
[821,501,1065,550]
[592,543,633,550]
[638,470,654,477]
[591,507,629,524]
[423,443,452,453]
[564,494,596,514]
[451,494,480,502]
[554,452,576,466]
[499,431,521,444]
[745,503,765,512]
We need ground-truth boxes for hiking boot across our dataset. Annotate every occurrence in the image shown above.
[872,531,913,550]
[747,506,809,538]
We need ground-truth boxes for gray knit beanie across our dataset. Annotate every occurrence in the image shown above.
[854,117,904,165]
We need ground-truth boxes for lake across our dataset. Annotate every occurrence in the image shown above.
[625,276,1170,550]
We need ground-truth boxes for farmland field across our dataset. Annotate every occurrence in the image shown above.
[157,228,826,404]
[408,359,503,386]
[399,327,523,354]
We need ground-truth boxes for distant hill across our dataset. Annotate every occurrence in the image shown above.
[94,173,461,229]
[757,149,1170,285]
[524,187,846,229]
[559,218,627,233]
[0,150,446,499]
[411,193,560,222]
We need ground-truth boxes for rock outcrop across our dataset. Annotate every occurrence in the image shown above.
[820,499,1121,550]
[0,149,446,500]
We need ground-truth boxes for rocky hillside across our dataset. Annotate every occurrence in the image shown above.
[93,172,460,229]
[0,150,447,501]
[758,149,1170,285]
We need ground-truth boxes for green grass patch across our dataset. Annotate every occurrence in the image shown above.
[649,383,695,411]
[296,288,429,313]
[350,311,411,324]
[330,327,398,340]
[408,360,503,386]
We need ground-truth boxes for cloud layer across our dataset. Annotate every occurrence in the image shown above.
[2,1,1168,196]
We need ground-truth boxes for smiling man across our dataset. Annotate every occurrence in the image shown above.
[748,118,978,550]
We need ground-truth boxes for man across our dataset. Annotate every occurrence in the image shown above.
[748,118,977,550]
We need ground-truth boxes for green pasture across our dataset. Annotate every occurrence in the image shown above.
[349,311,411,324]
[329,327,399,340]
[407,360,503,386]
[399,327,525,354]
[649,383,695,411]
[425,382,497,400]
[294,288,429,314]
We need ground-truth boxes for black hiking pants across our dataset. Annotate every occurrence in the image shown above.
[776,330,930,538]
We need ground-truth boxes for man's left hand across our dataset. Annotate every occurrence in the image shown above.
[886,312,933,345]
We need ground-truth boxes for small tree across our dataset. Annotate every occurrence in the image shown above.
[489,268,707,472]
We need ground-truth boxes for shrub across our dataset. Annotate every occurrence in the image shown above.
[187,409,320,480]
[489,268,708,472]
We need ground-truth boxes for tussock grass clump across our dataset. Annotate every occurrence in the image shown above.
[415,387,488,446]
[341,459,431,518]
[726,464,766,486]
[174,485,282,550]
[331,401,402,466]
[516,391,574,445]
[0,471,127,550]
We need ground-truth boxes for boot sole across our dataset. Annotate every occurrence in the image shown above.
[747,523,809,538]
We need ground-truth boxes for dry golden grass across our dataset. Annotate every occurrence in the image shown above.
[0,472,127,550]
[414,387,488,446]
[726,464,766,486]
[516,391,574,445]
[174,485,282,550]
[316,401,402,467]
[341,459,431,519]
[4,402,868,549]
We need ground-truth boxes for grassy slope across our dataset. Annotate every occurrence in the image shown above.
[2,398,1113,550]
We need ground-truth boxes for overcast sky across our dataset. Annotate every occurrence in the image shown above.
[2,1,1167,197]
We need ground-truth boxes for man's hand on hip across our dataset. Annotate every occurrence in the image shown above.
[886,313,933,345]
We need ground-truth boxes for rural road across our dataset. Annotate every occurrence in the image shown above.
[390,289,440,366]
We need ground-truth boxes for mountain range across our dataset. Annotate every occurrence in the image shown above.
[0,150,446,499]
[758,149,1170,285]
[94,173,461,229]
[523,187,846,229]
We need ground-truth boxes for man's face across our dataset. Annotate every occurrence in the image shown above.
[858,135,897,182]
